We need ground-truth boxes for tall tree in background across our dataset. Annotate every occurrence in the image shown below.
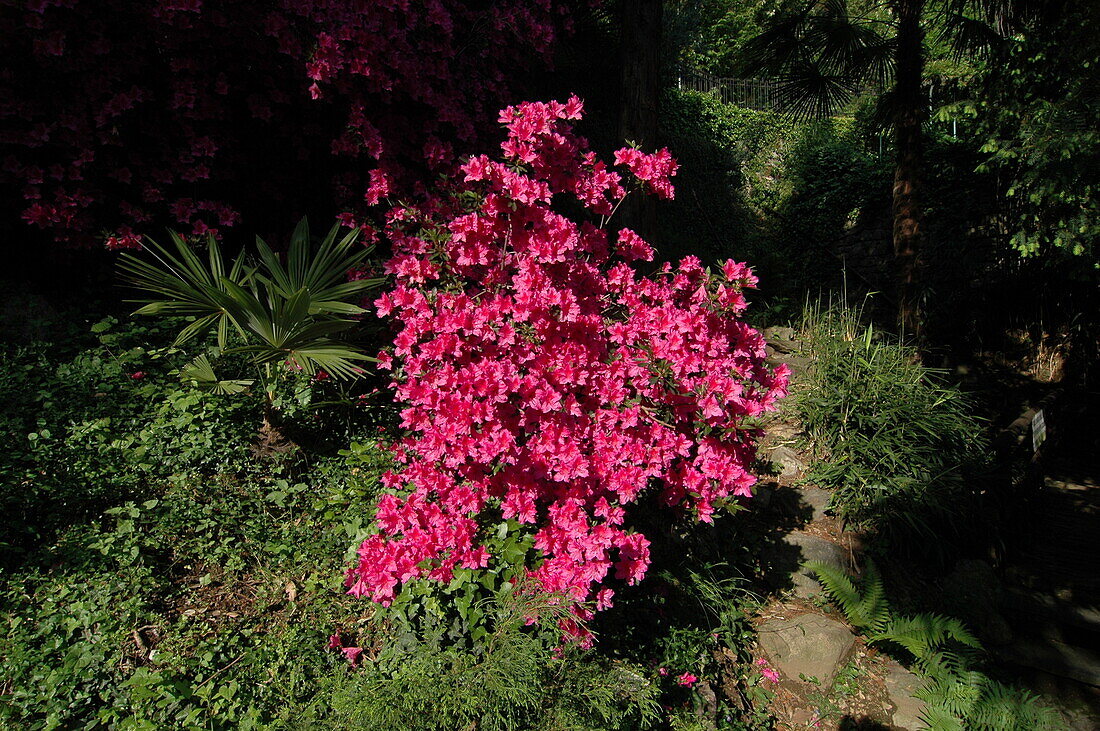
[618,0,663,241]
[740,0,1052,337]
[892,0,924,338]
[978,0,1098,265]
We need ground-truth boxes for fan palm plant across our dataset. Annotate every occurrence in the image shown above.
[119,218,382,449]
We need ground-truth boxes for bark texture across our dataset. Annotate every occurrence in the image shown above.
[891,0,926,341]
[618,0,662,242]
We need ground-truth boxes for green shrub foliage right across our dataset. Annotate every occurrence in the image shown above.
[795,304,989,551]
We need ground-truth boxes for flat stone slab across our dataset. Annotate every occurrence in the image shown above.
[758,613,856,686]
[883,660,926,730]
[767,444,807,480]
[784,532,849,598]
[763,326,797,343]
[799,486,831,522]
[754,485,830,524]
[765,354,811,374]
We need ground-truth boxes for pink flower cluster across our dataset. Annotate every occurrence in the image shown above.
[614,147,679,200]
[0,1,572,247]
[345,98,788,643]
[756,657,780,683]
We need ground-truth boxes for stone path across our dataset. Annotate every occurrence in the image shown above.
[754,328,911,728]
[754,330,1100,728]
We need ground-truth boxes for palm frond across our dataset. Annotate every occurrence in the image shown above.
[738,0,889,119]
[121,217,382,383]
[179,354,255,395]
[119,233,250,348]
[936,10,1001,60]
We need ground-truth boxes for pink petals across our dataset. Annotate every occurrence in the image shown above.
[677,672,699,687]
[344,98,788,634]
[756,657,781,683]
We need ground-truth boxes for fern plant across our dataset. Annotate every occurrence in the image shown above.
[804,559,891,635]
[807,560,1065,730]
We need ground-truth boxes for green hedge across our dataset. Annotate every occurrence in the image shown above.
[658,89,889,314]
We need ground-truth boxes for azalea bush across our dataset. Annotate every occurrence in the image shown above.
[344,97,789,644]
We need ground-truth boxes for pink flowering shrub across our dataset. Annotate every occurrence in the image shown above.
[346,97,789,644]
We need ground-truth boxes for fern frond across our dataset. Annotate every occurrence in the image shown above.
[806,559,891,633]
[852,559,891,634]
[965,677,1066,730]
[804,560,1065,730]
[872,613,982,665]
[919,670,1066,730]
[918,703,967,731]
[919,669,984,716]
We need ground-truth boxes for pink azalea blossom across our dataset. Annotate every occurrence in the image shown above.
[344,98,788,639]
[756,657,781,683]
[677,672,698,687]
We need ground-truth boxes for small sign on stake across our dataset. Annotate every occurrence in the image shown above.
[1031,409,1047,453]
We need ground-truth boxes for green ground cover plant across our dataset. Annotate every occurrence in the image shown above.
[0,307,391,728]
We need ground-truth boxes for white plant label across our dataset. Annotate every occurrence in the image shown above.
[1032,409,1047,452]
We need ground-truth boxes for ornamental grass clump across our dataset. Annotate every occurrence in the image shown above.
[346,97,789,643]
[796,303,988,552]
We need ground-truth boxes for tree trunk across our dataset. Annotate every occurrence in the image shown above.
[254,402,296,459]
[891,0,925,341]
[618,0,662,242]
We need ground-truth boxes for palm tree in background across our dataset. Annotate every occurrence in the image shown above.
[740,0,1058,339]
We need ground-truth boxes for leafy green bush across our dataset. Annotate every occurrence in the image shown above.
[772,124,889,287]
[658,89,798,265]
[0,300,398,728]
[323,590,661,731]
[795,304,989,551]
[658,89,885,313]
